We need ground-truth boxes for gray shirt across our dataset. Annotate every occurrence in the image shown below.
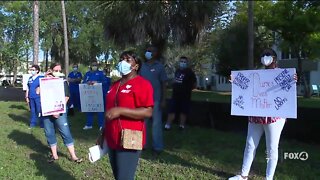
[139,61,168,101]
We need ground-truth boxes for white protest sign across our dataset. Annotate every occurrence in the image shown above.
[231,68,297,118]
[79,83,104,112]
[22,74,32,91]
[40,77,66,116]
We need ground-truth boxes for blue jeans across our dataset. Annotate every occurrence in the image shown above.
[108,148,141,180]
[29,97,43,127]
[43,113,74,147]
[145,101,163,151]
[86,112,104,127]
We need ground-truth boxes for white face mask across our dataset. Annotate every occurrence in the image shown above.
[261,55,273,66]
[92,66,98,71]
[52,72,65,77]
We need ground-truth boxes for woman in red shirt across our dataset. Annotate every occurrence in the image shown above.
[99,51,153,180]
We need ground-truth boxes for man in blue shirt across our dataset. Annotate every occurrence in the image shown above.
[67,64,82,110]
[139,45,168,154]
[25,64,44,128]
[82,62,107,130]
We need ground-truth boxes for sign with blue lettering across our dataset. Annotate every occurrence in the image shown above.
[231,68,297,118]
[79,83,104,112]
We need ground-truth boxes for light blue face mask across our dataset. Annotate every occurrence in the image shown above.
[117,61,132,75]
[179,62,187,69]
[30,70,37,75]
[145,51,152,60]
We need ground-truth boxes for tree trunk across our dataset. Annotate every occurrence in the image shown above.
[33,1,40,65]
[26,47,29,72]
[12,59,18,87]
[61,0,69,76]
[45,49,49,72]
[248,1,254,70]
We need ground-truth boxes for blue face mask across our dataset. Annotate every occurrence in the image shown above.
[179,62,187,69]
[117,61,132,75]
[30,70,37,75]
[145,51,152,60]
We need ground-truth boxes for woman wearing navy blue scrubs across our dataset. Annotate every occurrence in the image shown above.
[82,62,107,130]
[25,65,44,128]
[67,64,82,110]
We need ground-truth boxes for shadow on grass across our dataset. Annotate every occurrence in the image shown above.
[143,150,234,179]
[8,130,75,180]
[8,113,30,126]
[30,153,76,180]
[9,104,29,111]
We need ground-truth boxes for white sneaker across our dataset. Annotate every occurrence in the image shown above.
[164,124,171,130]
[83,126,93,130]
[228,175,248,180]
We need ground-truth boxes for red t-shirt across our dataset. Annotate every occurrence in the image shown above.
[104,76,154,150]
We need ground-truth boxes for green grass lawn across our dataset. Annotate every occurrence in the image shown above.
[0,101,319,180]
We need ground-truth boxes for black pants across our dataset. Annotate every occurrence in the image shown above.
[108,149,142,180]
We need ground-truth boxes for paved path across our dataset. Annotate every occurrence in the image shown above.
[0,86,25,101]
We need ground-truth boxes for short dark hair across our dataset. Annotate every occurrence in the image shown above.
[50,62,62,70]
[120,51,142,72]
[261,48,277,59]
[180,56,188,61]
[31,64,40,73]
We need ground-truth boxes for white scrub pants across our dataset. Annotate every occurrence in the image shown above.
[241,118,285,180]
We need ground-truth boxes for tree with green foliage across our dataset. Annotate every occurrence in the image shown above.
[259,1,320,97]
[212,1,274,77]
[0,1,32,85]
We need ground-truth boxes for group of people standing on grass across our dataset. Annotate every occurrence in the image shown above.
[25,44,197,179]
[25,46,290,180]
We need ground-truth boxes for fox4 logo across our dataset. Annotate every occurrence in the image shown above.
[284,151,308,161]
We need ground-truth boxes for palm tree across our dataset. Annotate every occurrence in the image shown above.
[33,1,39,65]
[61,0,69,75]
[98,1,225,50]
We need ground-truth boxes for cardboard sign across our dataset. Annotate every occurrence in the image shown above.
[40,77,66,116]
[231,68,297,118]
[79,83,104,112]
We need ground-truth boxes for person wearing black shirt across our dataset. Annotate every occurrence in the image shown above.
[164,56,196,130]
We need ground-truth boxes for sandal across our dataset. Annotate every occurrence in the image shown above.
[48,155,58,163]
[72,158,83,163]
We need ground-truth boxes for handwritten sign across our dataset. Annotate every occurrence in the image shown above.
[231,68,297,118]
[40,77,66,116]
[79,83,104,112]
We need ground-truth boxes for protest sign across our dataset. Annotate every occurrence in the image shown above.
[231,68,297,118]
[40,77,66,116]
[79,83,104,112]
